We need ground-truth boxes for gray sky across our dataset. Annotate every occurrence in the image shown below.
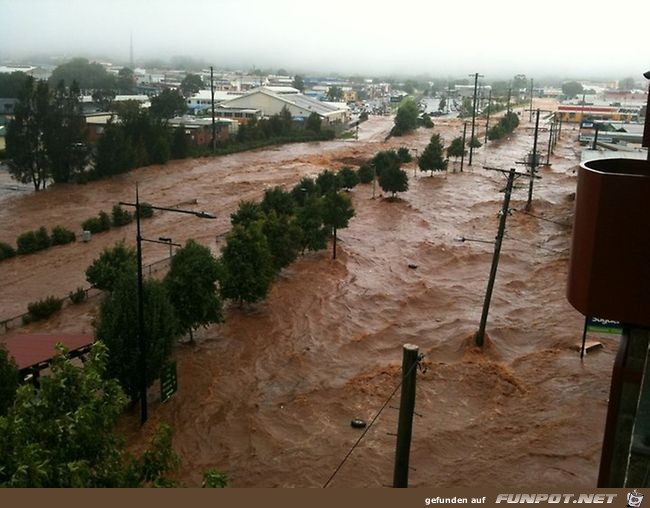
[2,0,649,79]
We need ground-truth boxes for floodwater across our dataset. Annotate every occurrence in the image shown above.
[0,100,615,487]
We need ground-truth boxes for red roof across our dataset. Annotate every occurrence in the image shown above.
[4,334,94,370]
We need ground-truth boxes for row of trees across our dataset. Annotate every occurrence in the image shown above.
[487,111,520,140]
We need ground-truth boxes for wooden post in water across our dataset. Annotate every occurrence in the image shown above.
[393,343,419,488]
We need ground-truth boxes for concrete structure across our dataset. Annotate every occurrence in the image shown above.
[221,87,350,125]
[186,90,244,110]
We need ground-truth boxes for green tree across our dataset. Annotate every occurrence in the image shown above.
[292,75,305,92]
[47,80,88,183]
[326,86,343,101]
[447,136,466,161]
[337,166,360,190]
[6,77,51,191]
[171,125,189,159]
[0,346,19,417]
[261,186,295,216]
[95,275,179,401]
[378,164,408,198]
[117,67,135,93]
[0,71,29,98]
[291,177,319,206]
[512,74,528,92]
[91,89,116,111]
[93,121,134,177]
[357,163,374,184]
[562,81,583,99]
[438,97,447,111]
[397,147,413,163]
[469,136,482,149]
[150,88,186,119]
[418,133,448,175]
[392,97,419,136]
[231,200,264,227]
[372,150,401,179]
[305,112,321,133]
[316,170,339,195]
[202,469,228,488]
[164,240,223,342]
[85,241,137,291]
[295,196,328,253]
[0,342,179,487]
[180,73,203,96]
[322,192,354,259]
[262,210,302,271]
[220,223,275,305]
[49,58,116,91]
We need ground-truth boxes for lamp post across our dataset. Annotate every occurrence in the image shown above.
[158,236,173,259]
[120,185,216,425]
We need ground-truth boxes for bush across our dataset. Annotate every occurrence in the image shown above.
[337,166,360,189]
[202,469,228,488]
[420,114,434,128]
[111,205,133,227]
[16,227,51,255]
[23,296,63,324]
[397,147,413,163]
[51,226,76,246]
[140,202,154,219]
[0,242,16,261]
[357,163,374,184]
[69,287,87,304]
[82,211,112,234]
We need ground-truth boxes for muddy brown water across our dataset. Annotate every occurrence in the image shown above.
[0,100,614,487]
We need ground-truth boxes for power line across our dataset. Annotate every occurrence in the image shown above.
[322,359,421,488]
[513,208,571,228]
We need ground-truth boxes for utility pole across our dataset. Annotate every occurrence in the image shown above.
[592,123,600,150]
[134,184,147,425]
[529,78,534,122]
[468,72,483,166]
[484,89,492,144]
[447,82,452,114]
[526,109,541,212]
[460,122,467,172]
[546,121,553,164]
[506,87,512,115]
[393,344,419,488]
[211,66,216,154]
[475,169,516,347]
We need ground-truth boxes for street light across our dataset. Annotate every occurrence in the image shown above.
[120,184,216,425]
[158,236,174,259]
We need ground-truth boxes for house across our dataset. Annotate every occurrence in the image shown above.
[221,87,350,125]
[186,90,244,111]
[84,113,116,143]
[0,98,18,116]
[168,116,238,145]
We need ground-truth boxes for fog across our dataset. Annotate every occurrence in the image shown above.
[1,0,648,79]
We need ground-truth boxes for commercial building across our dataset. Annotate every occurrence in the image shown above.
[556,104,642,123]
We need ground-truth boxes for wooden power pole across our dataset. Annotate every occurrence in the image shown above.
[393,344,419,488]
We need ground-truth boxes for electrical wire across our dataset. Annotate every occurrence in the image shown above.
[322,359,421,488]
[513,208,571,228]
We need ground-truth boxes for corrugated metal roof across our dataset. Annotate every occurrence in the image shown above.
[5,334,94,370]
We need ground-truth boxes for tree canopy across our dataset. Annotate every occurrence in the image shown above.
[150,88,187,119]
[220,223,275,305]
[0,343,179,487]
[561,81,583,99]
[392,97,419,136]
[292,75,305,92]
[418,133,448,175]
[86,242,137,292]
[180,74,203,96]
[378,163,409,198]
[164,240,224,342]
[49,58,116,90]
[322,191,355,259]
[0,71,29,98]
[95,274,179,401]
[0,346,18,417]
[447,136,466,160]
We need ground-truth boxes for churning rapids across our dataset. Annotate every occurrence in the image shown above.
[0,100,614,487]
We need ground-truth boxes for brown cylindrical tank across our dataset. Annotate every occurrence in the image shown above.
[567,158,650,326]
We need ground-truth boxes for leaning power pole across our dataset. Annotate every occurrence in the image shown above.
[211,66,216,154]
[528,78,534,121]
[525,109,541,211]
[468,72,484,166]
[484,89,492,144]
[475,168,517,347]
[460,121,468,172]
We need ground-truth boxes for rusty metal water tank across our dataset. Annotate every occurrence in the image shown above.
[567,158,650,326]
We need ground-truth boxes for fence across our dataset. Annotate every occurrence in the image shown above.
[0,255,173,335]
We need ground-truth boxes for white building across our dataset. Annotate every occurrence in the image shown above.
[221,87,350,125]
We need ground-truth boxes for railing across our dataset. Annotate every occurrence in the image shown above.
[0,256,173,335]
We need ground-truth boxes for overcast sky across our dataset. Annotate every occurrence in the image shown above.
[2,0,648,80]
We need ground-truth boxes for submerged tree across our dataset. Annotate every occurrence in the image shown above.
[322,192,355,259]
[418,133,448,175]
[164,240,223,342]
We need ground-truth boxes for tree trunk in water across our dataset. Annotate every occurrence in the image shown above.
[189,328,194,344]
